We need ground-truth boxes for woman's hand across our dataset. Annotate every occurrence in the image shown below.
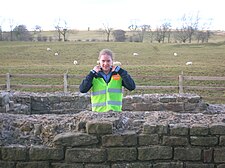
[93,65,101,73]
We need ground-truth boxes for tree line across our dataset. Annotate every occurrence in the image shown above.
[0,14,213,43]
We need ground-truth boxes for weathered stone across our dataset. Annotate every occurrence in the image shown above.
[174,147,201,161]
[214,148,225,163]
[219,136,225,145]
[143,123,168,134]
[102,131,137,147]
[162,136,188,146]
[51,163,83,168]
[85,164,110,168]
[153,162,183,168]
[164,102,184,112]
[53,132,98,147]
[107,147,137,161]
[112,162,152,168]
[0,161,15,168]
[170,124,189,135]
[190,124,209,135]
[16,161,50,168]
[65,148,106,163]
[190,136,218,146]
[210,123,225,135]
[138,146,172,160]
[29,146,64,161]
[203,148,213,163]
[1,146,27,161]
[86,120,112,134]
[185,163,214,168]
[138,134,159,146]
[159,96,177,103]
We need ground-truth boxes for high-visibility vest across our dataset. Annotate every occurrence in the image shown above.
[91,74,123,112]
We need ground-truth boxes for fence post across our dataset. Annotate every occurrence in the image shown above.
[63,73,68,93]
[178,71,184,94]
[6,73,11,91]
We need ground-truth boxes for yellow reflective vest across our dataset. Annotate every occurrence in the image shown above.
[91,74,123,112]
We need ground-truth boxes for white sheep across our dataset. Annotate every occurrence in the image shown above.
[73,60,78,65]
[133,53,139,56]
[113,61,122,66]
[46,47,51,51]
[97,60,100,64]
[173,52,178,56]
[186,61,193,65]
[54,52,59,56]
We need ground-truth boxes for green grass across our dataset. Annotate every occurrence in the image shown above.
[0,40,225,104]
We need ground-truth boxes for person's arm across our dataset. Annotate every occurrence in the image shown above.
[114,66,136,91]
[79,70,96,93]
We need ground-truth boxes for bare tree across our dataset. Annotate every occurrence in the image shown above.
[103,23,113,42]
[155,22,171,43]
[54,18,69,41]
[9,19,15,41]
[195,20,213,43]
[175,13,200,43]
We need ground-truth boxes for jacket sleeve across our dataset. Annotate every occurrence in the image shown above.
[117,68,136,91]
[79,71,95,93]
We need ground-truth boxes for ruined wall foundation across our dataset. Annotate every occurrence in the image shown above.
[1,91,225,168]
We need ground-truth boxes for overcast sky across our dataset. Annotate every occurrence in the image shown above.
[0,0,224,31]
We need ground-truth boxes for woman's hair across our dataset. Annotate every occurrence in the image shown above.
[99,49,114,60]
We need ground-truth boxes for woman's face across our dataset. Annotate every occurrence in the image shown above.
[99,54,113,74]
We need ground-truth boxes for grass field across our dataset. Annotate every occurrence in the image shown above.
[0,38,225,104]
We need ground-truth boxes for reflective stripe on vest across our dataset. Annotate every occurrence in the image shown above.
[91,75,123,112]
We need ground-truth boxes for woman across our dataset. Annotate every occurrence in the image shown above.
[79,49,136,112]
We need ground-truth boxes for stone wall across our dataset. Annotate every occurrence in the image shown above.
[0,91,207,114]
[1,120,225,168]
[2,91,224,167]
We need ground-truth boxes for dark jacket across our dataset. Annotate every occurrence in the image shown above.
[79,68,136,93]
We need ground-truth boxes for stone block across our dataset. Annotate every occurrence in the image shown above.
[190,136,218,146]
[51,163,83,168]
[53,132,98,147]
[16,161,50,168]
[153,162,183,168]
[1,146,27,161]
[203,148,213,163]
[29,146,64,161]
[138,134,159,146]
[65,148,106,163]
[143,123,168,134]
[219,136,225,146]
[138,146,172,160]
[174,147,201,161]
[86,121,112,134]
[107,147,137,161]
[169,124,189,135]
[85,164,110,168]
[210,123,225,135]
[190,124,209,135]
[102,131,137,147]
[214,148,225,163]
[0,161,15,168]
[162,136,188,146]
[185,163,214,168]
[112,162,152,168]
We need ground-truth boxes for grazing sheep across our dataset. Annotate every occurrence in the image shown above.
[113,61,122,66]
[47,47,51,51]
[133,53,139,56]
[173,52,178,56]
[186,61,193,65]
[54,52,59,56]
[97,60,100,64]
[73,60,78,65]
